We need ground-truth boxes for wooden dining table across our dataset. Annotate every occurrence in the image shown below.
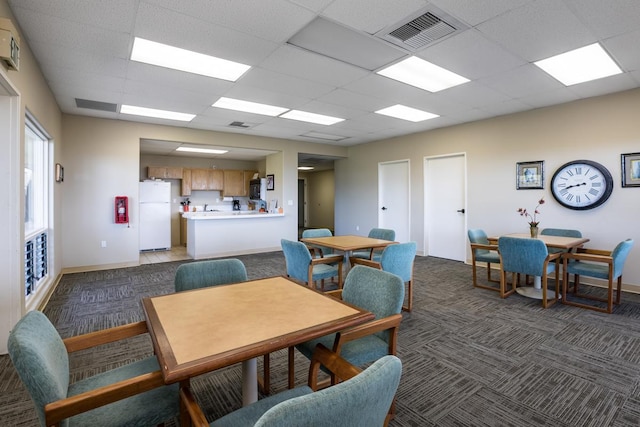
[489,233,589,299]
[141,276,374,408]
[300,235,397,270]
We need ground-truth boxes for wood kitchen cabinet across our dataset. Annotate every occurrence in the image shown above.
[181,168,192,196]
[223,170,257,196]
[191,168,223,191]
[148,166,183,179]
[180,216,187,246]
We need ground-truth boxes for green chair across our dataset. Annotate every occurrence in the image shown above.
[350,228,396,261]
[280,239,343,290]
[7,311,179,427]
[498,236,561,308]
[174,258,247,292]
[301,228,335,258]
[287,265,404,422]
[181,344,402,427]
[351,242,417,312]
[468,229,513,297]
[563,239,634,313]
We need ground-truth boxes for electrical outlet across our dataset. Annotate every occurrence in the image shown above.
[101,240,107,248]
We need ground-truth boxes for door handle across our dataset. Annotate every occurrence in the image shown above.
[457,208,465,213]
[381,206,387,210]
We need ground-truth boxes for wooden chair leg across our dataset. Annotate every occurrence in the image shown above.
[258,353,270,395]
[287,346,296,389]
[402,280,412,312]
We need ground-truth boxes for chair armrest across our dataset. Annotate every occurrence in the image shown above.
[547,252,563,262]
[308,344,362,391]
[311,254,343,266]
[564,252,613,264]
[45,370,166,426]
[332,314,403,349]
[63,321,149,353]
[180,387,209,427]
[470,243,498,251]
[575,247,612,256]
[349,258,381,269]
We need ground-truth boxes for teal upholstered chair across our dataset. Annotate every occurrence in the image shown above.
[7,311,179,427]
[181,344,402,427]
[287,265,403,419]
[280,239,343,290]
[174,258,247,292]
[351,228,396,261]
[498,236,561,308]
[468,229,511,296]
[563,239,634,313]
[351,242,417,312]
[540,228,583,254]
[301,228,335,257]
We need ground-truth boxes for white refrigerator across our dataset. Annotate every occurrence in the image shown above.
[139,181,171,251]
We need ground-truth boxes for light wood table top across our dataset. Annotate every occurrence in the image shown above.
[300,235,396,252]
[489,234,589,249]
[142,276,373,383]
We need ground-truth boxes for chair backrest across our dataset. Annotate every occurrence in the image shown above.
[380,242,417,282]
[255,354,402,427]
[468,229,492,255]
[612,239,634,279]
[8,311,70,427]
[342,266,404,342]
[301,228,334,255]
[368,228,395,241]
[540,228,582,238]
[281,239,313,283]
[498,236,549,276]
[174,259,248,292]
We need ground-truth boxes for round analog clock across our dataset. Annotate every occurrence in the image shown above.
[550,160,613,210]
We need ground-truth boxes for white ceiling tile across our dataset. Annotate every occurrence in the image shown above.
[288,0,334,13]
[322,0,428,34]
[564,0,640,39]
[604,29,640,72]
[517,87,580,109]
[479,64,564,99]
[566,73,638,99]
[316,89,390,112]
[477,0,595,61]
[427,0,535,26]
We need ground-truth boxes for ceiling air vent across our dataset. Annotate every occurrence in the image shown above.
[75,98,118,112]
[228,121,258,129]
[376,7,467,52]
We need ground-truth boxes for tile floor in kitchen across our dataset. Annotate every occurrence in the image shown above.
[139,246,190,265]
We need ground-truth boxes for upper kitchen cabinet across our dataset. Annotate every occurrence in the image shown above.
[222,170,256,196]
[148,166,183,179]
[191,168,223,191]
[181,168,192,196]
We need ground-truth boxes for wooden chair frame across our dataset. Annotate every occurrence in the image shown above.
[500,252,562,308]
[470,242,516,298]
[562,248,621,313]
[44,321,168,426]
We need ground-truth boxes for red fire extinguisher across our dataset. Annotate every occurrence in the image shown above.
[115,196,129,224]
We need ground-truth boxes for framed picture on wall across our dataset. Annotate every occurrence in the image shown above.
[516,160,544,189]
[266,174,275,191]
[621,152,640,187]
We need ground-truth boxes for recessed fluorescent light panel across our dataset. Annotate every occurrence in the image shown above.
[297,166,315,170]
[176,146,228,154]
[375,104,439,122]
[377,56,469,92]
[280,110,344,125]
[213,97,288,116]
[131,37,250,81]
[534,43,622,86]
[301,131,348,141]
[120,105,195,122]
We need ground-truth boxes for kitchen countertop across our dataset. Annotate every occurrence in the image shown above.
[182,211,284,220]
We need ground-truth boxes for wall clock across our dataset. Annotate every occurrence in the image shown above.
[550,160,613,210]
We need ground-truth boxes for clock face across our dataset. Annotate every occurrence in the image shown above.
[550,160,613,210]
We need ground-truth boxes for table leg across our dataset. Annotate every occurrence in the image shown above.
[242,358,258,406]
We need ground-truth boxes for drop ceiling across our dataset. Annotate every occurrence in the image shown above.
[7,0,640,151]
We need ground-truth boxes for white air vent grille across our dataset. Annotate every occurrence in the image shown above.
[75,98,118,112]
[228,121,258,129]
[377,7,467,52]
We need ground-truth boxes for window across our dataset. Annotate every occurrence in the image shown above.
[24,115,50,297]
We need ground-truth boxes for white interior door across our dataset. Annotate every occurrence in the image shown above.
[425,154,466,261]
[379,160,410,243]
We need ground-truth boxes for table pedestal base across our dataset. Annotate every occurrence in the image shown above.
[242,358,258,406]
[516,276,558,300]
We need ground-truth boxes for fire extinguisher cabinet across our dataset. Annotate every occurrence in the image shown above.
[115,196,128,224]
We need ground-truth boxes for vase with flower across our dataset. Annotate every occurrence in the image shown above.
[517,197,545,238]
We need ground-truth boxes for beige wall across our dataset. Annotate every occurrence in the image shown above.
[306,170,335,230]
[337,88,640,288]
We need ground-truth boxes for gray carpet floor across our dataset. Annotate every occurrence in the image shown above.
[3,252,640,426]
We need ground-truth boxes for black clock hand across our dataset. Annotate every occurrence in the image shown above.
[565,182,586,190]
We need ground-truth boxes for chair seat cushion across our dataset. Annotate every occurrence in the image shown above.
[68,356,179,427]
[312,264,340,280]
[566,261,612,280]
[475,252,500,264]
[296,334,390,368]
[211,386,312,427]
